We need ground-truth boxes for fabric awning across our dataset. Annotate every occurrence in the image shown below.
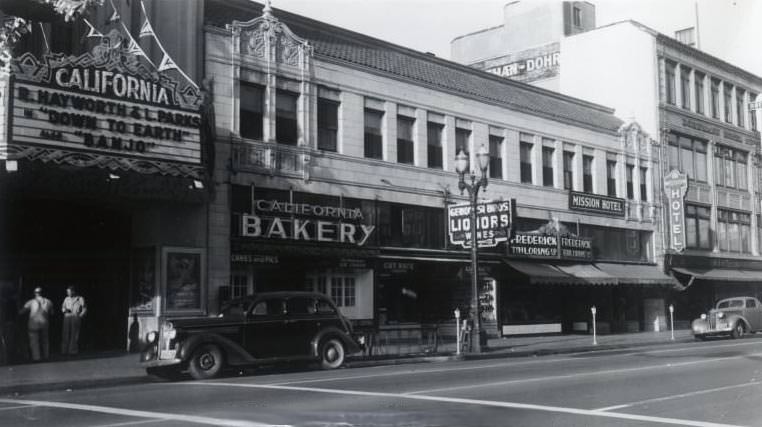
[503,260,582,285]
[671,267,762,283]
[555,263,617,286]
[596,263,682,289]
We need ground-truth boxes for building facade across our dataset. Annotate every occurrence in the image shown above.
[452,1,762,324]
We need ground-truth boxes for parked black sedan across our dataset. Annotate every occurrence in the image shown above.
[141,292,365,380]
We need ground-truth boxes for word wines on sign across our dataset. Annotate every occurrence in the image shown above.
[448,200,511,248]
[569,191,625,217]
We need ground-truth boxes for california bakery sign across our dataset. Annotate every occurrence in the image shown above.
[5,28,203,176]
[240,200,376,246]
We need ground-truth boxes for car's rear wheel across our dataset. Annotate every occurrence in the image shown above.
[731,322,745,339]
[188,344,224,380]
[320,338,345,370]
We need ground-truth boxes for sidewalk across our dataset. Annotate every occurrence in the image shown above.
[0,329,700,395]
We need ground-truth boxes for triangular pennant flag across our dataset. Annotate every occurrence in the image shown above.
[139,19,154,38]
[83,19,103,38]
[157,54,178,72]
[107,9,120,23]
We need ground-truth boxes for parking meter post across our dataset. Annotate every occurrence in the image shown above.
[591,305,597,346]
[454,308,461,356]
[669,304,675,341]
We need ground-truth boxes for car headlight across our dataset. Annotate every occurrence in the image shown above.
[357,335,366,346]
[718,312,725,319]
[146,331,158,344]
[700,314,707,320]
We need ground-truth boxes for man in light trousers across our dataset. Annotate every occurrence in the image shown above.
[19,287,53,362]
[61,286,87,355]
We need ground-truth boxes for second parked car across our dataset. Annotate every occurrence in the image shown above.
[141,292,365,380]
[692,296,762,340]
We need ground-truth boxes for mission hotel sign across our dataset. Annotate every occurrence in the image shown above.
[569,191,626,217]
[6,34,202,171]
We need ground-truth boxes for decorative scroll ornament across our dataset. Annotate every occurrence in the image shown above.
[230,3,313,69]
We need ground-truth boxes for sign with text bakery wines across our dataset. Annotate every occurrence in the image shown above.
[448,200,511,248]
[7,29,202,169]
[664,169,688,252]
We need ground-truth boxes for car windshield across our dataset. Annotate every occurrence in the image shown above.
[220,300,249,318]
[717,300,744,309]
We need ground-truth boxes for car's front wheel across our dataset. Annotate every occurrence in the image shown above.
[731,322,745,339]
[188,344,224,380]
[320,338,345,370]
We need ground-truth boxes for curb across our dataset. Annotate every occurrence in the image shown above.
[0,336,697,395]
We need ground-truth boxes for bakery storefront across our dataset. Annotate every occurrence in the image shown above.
[0,27,207,360]
[501,194,677,335]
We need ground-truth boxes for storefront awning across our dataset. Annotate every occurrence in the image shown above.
[596,263,682,289]
[503,260,583,285]
[671,267,762,283]
[555,263,617,286]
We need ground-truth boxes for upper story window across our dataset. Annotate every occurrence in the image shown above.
[640,167,648,201]
[714,146,748,190]
[240,83,264,140]
[397,116,415,165]
[710,78,720,119]
[276,90,298,145]
[667,133,707,182]
[606,159,617,197]
[317,98,339,152]
[685,204,711,250]
[665,60,676,105]
[583,155,593,193]
[724,83,734,123]
[519,133,533,184]
[736,88,745,128]
[427,122,443,169]
[364,109,384,159]
[751,93,759,131]
[563,151,574,190]
[694,72,705,115]
[717,209,751,254]
[542,145,554,187]
[573,6,582,27]
[680,67,691,109]
[626,164,634,200]
[489,135,503,179]
[455,127,471,157]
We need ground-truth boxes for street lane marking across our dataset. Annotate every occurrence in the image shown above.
[0,404,35,411]
[193,382,744,427]
[594,379,762,412]
[265,339,762,387]
[405,352,762,395]
[93,419,169,427]
[0,398,287,427]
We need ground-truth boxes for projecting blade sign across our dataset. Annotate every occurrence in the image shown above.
[448,200,511,248]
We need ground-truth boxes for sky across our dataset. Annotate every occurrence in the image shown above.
[267,0,762,77]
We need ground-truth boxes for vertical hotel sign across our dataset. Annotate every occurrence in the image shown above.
[664,169,688,252]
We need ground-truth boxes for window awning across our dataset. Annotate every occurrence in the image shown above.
[596,263,682,289]
[555,263,617,286]
[671,267,762,283]
[503,260,583,285]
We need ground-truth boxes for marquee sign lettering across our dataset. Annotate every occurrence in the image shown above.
[240,200,376,246]
[664,169,688,252]
[5,29,203,175]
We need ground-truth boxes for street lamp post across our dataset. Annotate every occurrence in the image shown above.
[454,145,490,354]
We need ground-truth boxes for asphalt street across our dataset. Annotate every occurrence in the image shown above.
[3,338,762,426]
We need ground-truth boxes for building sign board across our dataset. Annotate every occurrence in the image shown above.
[569,191,626,217]
[477,43,560,83]
[448,200,511,248]
[6,29,203,176]
[508,223,593,261]
[240,200,375,246]
[664,169,688,252]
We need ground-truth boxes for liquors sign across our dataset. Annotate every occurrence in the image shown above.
[664,170,688,252]
[448,200,511,248]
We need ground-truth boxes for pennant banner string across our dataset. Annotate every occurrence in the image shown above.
[139,0,198,89]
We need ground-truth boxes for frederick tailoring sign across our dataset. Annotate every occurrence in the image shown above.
[508,223,592,261]
[569,191,626,217]
[6,29,203,172]
[240,200,375,246]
